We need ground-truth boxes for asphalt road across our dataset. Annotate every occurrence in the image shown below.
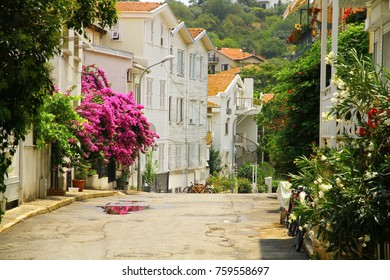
[0,193,308,260]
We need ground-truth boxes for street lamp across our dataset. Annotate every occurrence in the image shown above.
[136,55,174,190]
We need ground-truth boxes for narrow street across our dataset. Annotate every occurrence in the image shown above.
[0,193,308,260]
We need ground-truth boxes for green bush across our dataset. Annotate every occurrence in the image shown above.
[208,174,232,193]
[237,177,252,193]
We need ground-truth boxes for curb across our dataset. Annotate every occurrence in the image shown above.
[0,190,122,233]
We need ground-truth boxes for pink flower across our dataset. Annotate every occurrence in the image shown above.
[77,65,159,166]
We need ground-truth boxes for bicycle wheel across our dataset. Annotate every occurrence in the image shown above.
[288,221,297,237]
[182,187,192,193]
[295,229,304,252]
[205,187,215,193]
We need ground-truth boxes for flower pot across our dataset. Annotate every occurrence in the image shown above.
[72,179,86,192]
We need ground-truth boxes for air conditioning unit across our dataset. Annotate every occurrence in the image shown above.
[111,29,119,40]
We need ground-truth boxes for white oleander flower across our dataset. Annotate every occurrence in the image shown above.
[314,177,322,185]
[324,51,335,65]
[319,184,332,192]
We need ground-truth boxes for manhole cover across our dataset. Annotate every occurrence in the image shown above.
[100,200,149,215]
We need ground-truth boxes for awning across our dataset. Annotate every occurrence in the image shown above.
[283,0,310,19]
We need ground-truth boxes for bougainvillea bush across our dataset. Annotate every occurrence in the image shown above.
[290,50,390,259]
[77,65,158,166]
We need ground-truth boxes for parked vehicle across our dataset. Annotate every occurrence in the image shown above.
[282,185,311,252]
[183,181,215,193]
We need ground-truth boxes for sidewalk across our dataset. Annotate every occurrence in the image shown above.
[0,189,125,233]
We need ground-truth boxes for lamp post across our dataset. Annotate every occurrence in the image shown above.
[136,55,174,191]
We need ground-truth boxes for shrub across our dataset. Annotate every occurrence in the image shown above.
[237,177,252,193]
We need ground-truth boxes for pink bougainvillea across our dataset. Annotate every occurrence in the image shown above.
[77,65,158,166]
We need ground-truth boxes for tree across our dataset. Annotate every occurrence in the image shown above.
[257,22,369,176]
[208,146,222,175]
[0,0,117,221]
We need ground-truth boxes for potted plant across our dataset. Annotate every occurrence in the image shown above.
[142,151,157,192]
[72,161,89,192]
[116,166,130,190]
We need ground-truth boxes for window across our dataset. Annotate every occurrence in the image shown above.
[198,101,202,125]
[383,31,390,70]
[176,97,184,123]
[160,80,166,108]
[221,64,230,71]
[189,100,196,124]
[170,46,174,74]
[168,146,174,170]
[209,64,216,74]
[225,118,230,135]
[187,143,193,167]
[199,56,204,80]
[176,145,182,168]
[146,78,153,107]
[177,49,185,76]
[111,22,120,40]
[160,24,164,46]
[158,143,164,171]
[168,96,172,122]
[189,53,196,80]
[151,20,154,43]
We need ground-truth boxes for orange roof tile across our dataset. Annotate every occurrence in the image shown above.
[218,48,266,62]
[116,2,163,12]
[188,28,204,39]
[208,72,236,97]
[218,48,253,60]
[207,101,220,108]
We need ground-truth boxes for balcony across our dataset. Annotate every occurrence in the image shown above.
[235,97,262,113]
[208,54,219,64]
[320,85,360,148]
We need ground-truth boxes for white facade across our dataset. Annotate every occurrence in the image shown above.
[168,24,214,191]
[208,72,260,175]
[102,3,215,191]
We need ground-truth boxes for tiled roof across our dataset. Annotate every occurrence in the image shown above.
[218,48,253,60]
[116,2,163,12]
[208,65,259,96]
[207,101,220,108]
[208,71,237,97]
[218,48,266,62]
[188,28,204,39]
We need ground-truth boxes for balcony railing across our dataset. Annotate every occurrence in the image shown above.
[235,97,261,112]
[208,55,219,64]
[320,85,360,148]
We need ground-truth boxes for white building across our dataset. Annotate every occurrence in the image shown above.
[208,67,261,175]
[169,24,215,191]
[103,2,214,192]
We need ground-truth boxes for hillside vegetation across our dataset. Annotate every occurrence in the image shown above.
[167,0,299,59]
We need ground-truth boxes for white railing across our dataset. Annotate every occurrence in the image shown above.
[320,86,336,147]
[320,85,360,148]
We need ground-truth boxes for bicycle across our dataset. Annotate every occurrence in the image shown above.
[183,181,215,193]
